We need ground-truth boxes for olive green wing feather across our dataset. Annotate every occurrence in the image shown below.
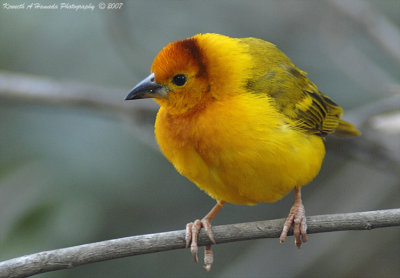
[242,37,360,137]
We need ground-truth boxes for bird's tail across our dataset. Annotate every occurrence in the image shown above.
[333,120,361,137]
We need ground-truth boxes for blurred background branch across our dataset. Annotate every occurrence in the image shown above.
[1,208,399,278]
[0,71,157,120]
[326,0,400,64]
[0,71,159,148]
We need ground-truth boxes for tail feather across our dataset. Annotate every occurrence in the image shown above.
[333,120,361,137]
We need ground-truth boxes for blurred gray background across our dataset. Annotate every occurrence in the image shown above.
[0,0,399,277]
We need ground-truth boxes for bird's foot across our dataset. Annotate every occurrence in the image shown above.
[185,201,225,271]
[280,187,307,248]
[186,218,215,271]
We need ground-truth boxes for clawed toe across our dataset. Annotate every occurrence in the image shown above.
[203,245,213,272]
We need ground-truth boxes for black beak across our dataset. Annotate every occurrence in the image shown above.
[125,73,168,100]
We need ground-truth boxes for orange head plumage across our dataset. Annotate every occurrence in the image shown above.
[150,37,210,114]
[126,33,253,115]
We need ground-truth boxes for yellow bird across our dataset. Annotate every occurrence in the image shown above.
[125,33,360,271]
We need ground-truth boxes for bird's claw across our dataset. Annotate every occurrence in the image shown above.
[203,245,213,272]
[185,218,215,269]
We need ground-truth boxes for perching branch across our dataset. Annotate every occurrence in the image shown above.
[0,209,399,278]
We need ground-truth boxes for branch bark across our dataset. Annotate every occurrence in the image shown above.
[0,208,399,278]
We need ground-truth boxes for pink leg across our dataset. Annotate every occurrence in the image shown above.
[279,186,307,248]
[186,201,225,271]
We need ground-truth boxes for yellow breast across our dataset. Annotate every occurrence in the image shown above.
[155,92,325,205]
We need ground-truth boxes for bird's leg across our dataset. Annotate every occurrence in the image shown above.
[185,200,225,271]
[280,186,307,248]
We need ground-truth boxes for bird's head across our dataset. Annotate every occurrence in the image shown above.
[125,33,252,115]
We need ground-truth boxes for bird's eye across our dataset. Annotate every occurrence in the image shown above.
[172,74,187,86]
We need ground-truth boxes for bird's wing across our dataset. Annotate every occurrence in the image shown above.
[272,86,343,137]
[242,38,343,136]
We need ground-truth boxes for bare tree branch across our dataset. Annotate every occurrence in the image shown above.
[0,209,399,278]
